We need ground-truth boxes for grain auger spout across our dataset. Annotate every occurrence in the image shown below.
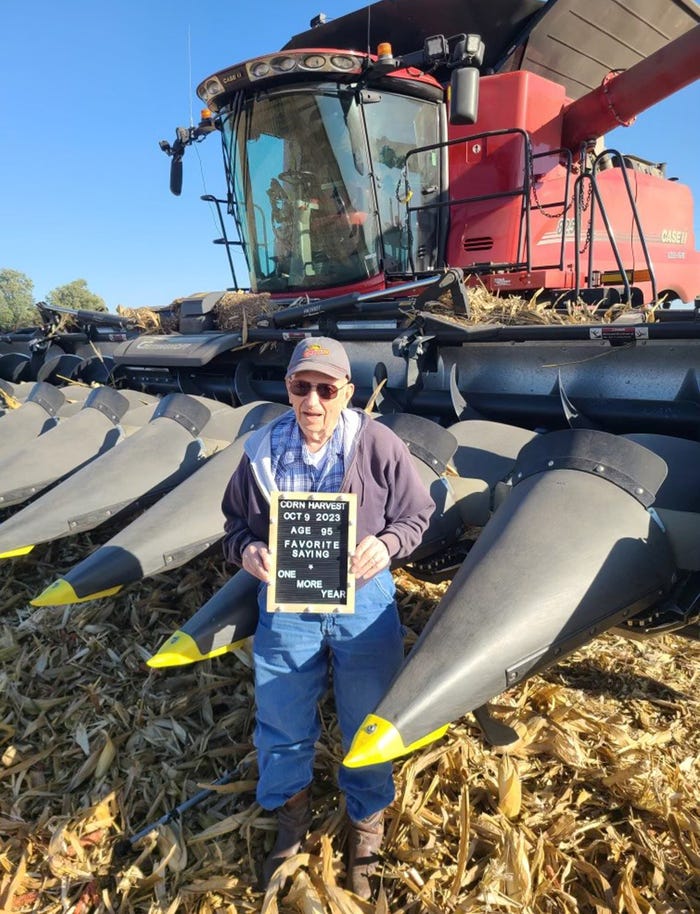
[561,25,700,152]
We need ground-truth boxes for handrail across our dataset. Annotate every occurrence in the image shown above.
[591,150,658,303]
[403,128,573,278]
[200,195,241,289]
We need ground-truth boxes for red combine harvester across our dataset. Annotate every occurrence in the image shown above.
[2,0,700,769]
[166,0,700,307]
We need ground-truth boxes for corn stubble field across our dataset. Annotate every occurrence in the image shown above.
[0,521,698,914]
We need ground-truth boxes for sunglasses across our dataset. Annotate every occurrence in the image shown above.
[287,379,349,400]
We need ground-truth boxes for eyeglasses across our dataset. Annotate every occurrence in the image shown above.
[287,379,349,400]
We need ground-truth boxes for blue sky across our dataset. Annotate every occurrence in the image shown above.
[1,0,698,309]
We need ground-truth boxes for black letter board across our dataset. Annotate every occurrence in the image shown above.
[267,491,357,613]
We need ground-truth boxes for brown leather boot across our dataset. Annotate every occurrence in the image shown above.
[346,810,384,899]
[261,788,312,889]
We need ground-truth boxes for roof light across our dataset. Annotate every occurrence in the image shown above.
[377,42,393,60]
[201,50,365,102]
[271,55,296,72]
[330,54,356,70]
[303,54,326,69]
[199,76,225,103]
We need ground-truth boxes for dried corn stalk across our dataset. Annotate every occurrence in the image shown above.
[0,538,697,913]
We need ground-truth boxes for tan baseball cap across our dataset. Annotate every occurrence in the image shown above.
[285,337,351,379]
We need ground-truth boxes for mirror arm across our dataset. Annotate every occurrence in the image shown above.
[159,114,217,197]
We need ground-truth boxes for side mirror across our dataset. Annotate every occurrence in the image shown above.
[449,67,480,125]
[170,157,183,196]
[160,126,193,197]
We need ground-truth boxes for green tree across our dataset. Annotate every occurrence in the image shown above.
[0,268,41,331]
[46,279,107,313]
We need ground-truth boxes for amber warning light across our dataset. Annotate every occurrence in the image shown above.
[198,108,216,135]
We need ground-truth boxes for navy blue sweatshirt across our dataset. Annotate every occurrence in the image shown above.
[221,409,435,573]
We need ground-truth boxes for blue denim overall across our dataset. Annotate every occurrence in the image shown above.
[253,567,404,821]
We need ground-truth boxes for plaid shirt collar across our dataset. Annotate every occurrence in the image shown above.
[271,412,346,493]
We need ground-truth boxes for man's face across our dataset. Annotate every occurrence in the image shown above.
[286,369,354,444]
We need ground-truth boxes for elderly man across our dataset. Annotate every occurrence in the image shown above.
[221,337,434,898]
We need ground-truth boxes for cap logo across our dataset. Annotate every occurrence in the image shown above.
[303,345,330,357]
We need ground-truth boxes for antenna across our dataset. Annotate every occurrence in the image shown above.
[366,3,371,57]
[187,25,194,128]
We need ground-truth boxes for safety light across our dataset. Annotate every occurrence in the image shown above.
[198,108,216,134]
[377,42,393,60]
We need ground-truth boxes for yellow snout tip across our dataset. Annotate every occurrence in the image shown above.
[0,544,35,559]
[343,714,449,768]
[31,579,123,606]
[147,631,248,668]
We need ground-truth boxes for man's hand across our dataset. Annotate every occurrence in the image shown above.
[242,540,272,583]
[351,535,390,580]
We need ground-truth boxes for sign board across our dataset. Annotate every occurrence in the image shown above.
[267,491,357,613]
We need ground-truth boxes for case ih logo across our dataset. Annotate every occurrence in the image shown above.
[661,229,688,245]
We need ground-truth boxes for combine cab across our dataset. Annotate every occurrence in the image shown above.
[2,0,700,763]
[178,0,700,305]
